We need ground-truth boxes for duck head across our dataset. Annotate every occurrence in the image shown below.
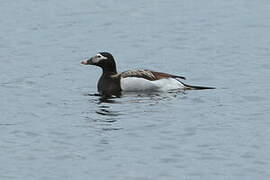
[81,52,117,73]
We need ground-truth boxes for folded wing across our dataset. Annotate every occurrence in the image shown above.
[120,69,186,81]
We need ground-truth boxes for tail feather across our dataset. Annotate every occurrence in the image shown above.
[181,82,215,90]
[171,75,186,80]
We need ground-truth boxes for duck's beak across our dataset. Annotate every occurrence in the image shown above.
[81,57,93,65]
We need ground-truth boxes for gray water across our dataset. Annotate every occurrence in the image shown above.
[1,0,270,179]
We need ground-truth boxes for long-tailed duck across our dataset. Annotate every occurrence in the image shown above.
[81,52,214,97]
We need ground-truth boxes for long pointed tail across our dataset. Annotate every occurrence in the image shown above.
[181,82,215,90]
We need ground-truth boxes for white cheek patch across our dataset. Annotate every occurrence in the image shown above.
[92,53,108,63]
[92,58,100,63]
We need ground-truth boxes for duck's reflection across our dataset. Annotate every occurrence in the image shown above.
[82,94,123,131]
[95,106,122,117]
[88,89,187,105]
[87,89,186,104]
[83,90,187,131]
[86,93,121,104]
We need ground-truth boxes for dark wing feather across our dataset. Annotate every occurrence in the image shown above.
[120,70,156,80]
[120,69,186,81]
[150,70,186,80]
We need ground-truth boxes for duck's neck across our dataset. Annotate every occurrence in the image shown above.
[98,68,121,97]
[101,66,117,74]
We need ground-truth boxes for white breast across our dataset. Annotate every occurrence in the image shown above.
[120,77,185,92]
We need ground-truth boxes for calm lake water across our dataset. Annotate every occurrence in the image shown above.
[1,0,270,179]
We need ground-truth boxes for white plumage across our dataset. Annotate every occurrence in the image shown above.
[120,77,185,92]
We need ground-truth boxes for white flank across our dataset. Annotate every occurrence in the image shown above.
[120,77,185,92]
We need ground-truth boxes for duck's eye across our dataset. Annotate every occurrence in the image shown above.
[96,55,101,58]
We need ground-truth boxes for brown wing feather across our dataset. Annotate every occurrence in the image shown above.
[150,70,186,80]
[120,69,186,81]
[121,70,156,80]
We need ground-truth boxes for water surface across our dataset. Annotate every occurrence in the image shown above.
[1,0,270,179]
